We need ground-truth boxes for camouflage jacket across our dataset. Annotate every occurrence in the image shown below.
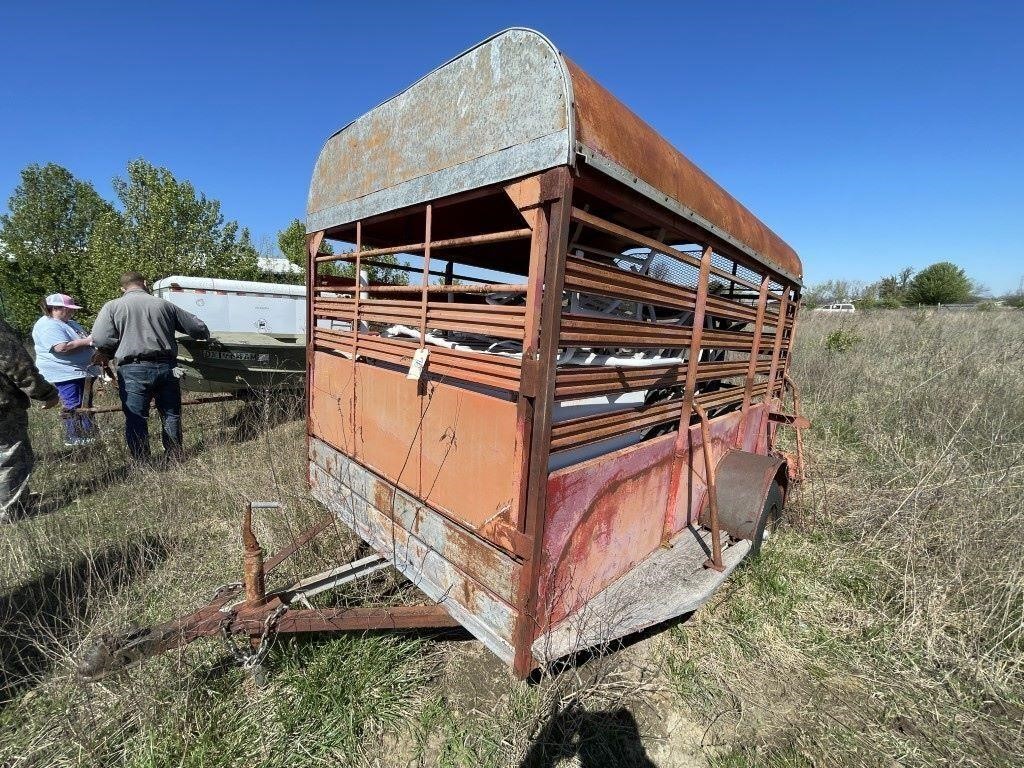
[0,317,58,413]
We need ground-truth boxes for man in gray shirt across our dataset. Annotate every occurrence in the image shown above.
[92,272,209,461]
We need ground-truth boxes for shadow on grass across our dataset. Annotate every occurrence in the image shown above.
[0,536,169,706]
[38,464,133,508]
[536,611,696,684]
[519,703,657,768]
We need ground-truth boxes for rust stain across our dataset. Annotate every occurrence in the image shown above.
[373,479,395,515]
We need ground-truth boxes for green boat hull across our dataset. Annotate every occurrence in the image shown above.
[175,332,306,394]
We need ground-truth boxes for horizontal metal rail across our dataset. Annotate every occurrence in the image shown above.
[550,382,770,453]
[558,313,775,351]
[564,254,697,312]
[315,298,527,340]
[313,329,523,392]
[269,605,462,634]
[554,359,771,400]
[564,254,782,327]
[315,227,532,263]
[360,283,528,295]
[313,260,504,286]
[570,208,779,296]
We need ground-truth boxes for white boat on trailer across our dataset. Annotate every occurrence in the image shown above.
[153,276,307,394]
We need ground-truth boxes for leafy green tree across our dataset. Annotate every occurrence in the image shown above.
[86,159,260,305]
[906,262,972,305]
[0,163,113,330]
[860,267,915,308]
[278,218,333,274]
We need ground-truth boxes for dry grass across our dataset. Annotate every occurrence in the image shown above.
[1,309,1022,767]
[666,309,1024,766]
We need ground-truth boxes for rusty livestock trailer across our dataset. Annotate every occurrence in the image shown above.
[77,28,806,684]
[303,28,805,678]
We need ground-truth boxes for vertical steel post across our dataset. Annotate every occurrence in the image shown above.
[662,244,713,545]
[512,189,549,533]
[764,289,791,402]
[513,168,572,678]
[350,222,363,447]
[740,276,771,427]
[351,221,363,359]
[780,287,799,384]
[305,230,325,483]
[418,205,433,344]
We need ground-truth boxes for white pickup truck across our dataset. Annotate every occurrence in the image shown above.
[813,302,856,314]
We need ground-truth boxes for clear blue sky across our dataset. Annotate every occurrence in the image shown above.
[1,2,1020,292]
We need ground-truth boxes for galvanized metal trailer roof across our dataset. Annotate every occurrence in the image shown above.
[306,27,802,283]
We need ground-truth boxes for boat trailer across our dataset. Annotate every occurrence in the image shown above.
[77,502,460,682]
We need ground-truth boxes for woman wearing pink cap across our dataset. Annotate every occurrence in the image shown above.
[31,294,98,446]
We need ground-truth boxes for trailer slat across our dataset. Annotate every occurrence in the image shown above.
[550,382,770,452]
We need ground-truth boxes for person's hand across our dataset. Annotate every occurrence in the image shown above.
[83,334,94,345]
[41,395,61,409]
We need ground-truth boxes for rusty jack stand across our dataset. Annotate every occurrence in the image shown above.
[242,501,270,605]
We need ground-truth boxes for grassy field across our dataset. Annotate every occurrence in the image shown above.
[1,310,1021,767]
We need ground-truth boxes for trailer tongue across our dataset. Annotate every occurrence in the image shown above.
[78,504,459,683]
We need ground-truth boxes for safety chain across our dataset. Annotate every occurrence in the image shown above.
[220,603,289,670]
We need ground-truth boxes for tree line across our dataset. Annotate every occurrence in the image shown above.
[0,161,409,333]
[804,262,1024,309]
[9,160,1012,333]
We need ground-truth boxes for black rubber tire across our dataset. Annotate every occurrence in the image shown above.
[749,479,784,557]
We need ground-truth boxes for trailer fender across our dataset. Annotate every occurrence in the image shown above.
[704,450,788,550]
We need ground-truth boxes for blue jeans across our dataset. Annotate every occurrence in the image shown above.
[55,378,96,442]
[117,362,182,461]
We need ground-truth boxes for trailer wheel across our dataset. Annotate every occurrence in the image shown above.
[750,479,784,557]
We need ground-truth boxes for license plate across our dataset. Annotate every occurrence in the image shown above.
[202,350,271,363]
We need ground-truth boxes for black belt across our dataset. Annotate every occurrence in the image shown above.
[118,352,175,365]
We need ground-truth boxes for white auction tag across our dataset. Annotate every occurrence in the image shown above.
[407,347,429,380]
